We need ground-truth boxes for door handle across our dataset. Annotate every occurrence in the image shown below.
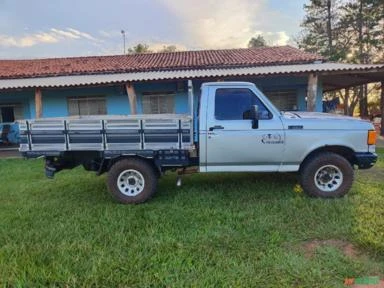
[209,125,224,131]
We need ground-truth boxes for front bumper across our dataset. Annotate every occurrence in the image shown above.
[354,152,378,169]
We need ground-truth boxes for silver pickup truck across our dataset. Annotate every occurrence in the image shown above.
[19,82,378,203]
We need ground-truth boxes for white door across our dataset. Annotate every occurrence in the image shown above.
[205,87,285,172]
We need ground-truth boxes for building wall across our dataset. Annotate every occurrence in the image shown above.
[0,76,324,121]
[0,76,325,144]
[40,86,130,117]
[134,81,189,114]
[0,90,33,119]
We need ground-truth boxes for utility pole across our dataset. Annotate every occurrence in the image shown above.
[121,30,126,54]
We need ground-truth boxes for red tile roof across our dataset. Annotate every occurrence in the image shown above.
[0,46,323,80]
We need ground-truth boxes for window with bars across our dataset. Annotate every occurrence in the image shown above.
[68,96,107,116]
[263,90,298,111]
[142,92,175,114]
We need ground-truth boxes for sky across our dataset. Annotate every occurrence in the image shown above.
[0,0,307,59]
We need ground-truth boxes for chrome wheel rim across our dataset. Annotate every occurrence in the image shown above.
[314,165,343,192]
[117,169,145,196]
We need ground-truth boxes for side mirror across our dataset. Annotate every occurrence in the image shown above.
[250,105,259,129]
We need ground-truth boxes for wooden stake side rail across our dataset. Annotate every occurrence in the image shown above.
[19,115,193,153]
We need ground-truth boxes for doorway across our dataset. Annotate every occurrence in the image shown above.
[1,107,15,122]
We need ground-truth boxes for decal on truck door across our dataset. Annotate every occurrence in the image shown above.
[261,133,284,144]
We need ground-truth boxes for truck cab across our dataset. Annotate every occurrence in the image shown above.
[199,82,284,172]
[199,82,377,174]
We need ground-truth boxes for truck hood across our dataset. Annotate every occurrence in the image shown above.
[281,111,374,130]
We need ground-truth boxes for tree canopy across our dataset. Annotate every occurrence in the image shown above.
[127,44,152,54]
[298,0,383,63]
[297,0,383,119]
[248,35,267,48]
[127,44,179,54]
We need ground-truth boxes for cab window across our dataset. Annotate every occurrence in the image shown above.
[215,88,271,120]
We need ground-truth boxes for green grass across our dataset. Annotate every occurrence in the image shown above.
[0,149,383,287]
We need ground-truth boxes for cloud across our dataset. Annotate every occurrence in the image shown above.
[67,28,98,41]
[160,0,262,49]
[34,33,58,43]
[159,0,292,49]
[50,28,80,39]
[0,28,99,48]
[0,33,58,47]
[263,31,290,46]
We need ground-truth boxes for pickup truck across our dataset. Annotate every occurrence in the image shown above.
[19,82,378,204]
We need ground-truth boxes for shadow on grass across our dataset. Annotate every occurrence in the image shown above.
[1,158,301,206]
[155,171,300,204]
[45,169,301,206]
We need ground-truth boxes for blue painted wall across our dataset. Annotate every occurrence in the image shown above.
[134,81,189,114]
[40,86,130,117]
[0,90,33,119]
[0,76,324,121]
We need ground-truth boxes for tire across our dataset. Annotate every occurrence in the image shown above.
[300,152,354,198]
[107,158,158,204]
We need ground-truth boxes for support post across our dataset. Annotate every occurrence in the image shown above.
[187,80,193,118]
[188,80,194,145]
[35,87,42,118]
[307,73,318,112]
[125,82,137,115]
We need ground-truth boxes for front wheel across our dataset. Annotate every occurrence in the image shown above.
[300,152,354,198]
[107,158,158,204]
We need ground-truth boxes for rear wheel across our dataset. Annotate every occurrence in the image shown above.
[107,158,157,204]
[300,152,354,198]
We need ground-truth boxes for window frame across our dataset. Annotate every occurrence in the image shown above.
[141,91,175,114]
[67,95,107,116]
[263,89,298,111]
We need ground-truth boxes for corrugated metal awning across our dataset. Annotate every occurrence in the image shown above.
[0,62,383,90]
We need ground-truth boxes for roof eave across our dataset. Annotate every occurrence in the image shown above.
[0,63,382,90]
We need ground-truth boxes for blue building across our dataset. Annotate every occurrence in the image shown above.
[0,46,383,144]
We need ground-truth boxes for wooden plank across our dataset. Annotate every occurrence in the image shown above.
[125,82,137,115]
[307,73,318,112]
[35,87,42,118]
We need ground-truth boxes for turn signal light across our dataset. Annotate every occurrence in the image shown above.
[367,130,377,145]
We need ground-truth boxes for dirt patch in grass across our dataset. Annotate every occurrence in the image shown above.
[347,279,384,288]
[302,239,359,259]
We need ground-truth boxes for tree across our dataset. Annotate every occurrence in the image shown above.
[341,0,383,63]
[127,43,152,54]
[298,0,346,61]
[248,35,267,48]
[337,88,359,116]
[127,44,179,54]
[340,0,384,117]
[298,0,383,117]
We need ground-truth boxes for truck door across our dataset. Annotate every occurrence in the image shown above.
[205,87,285,172]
